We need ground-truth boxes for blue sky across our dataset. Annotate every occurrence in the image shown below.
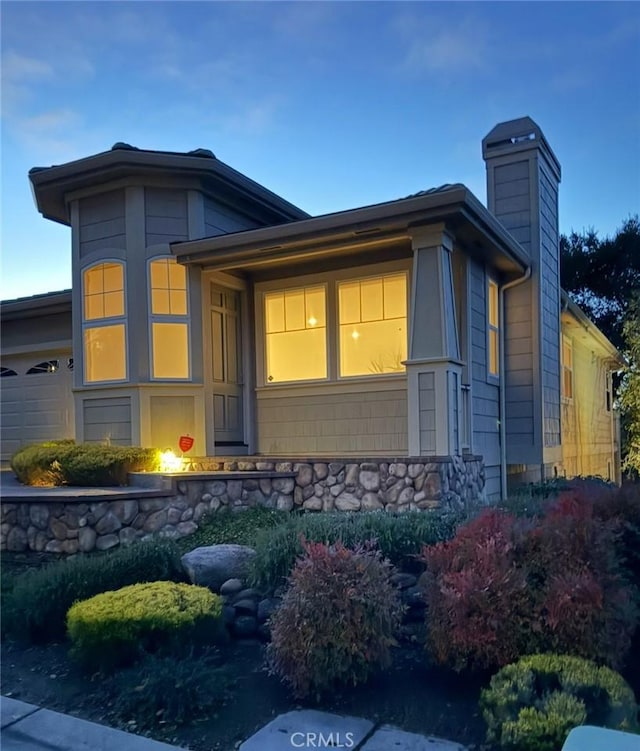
[1,1,639,300]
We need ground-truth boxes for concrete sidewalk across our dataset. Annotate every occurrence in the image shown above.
[1,697,187,751]
[1,697,468,751]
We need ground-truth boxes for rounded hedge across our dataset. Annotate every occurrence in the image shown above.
[481,653,639,751]
[67,581,223,671]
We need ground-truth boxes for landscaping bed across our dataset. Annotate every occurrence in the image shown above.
[2,480,640,751]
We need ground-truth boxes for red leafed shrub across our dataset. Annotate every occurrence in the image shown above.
[420,510,530,672]
[267,539,403,700]
[421,497,638,673]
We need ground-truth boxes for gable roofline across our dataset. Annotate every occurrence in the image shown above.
[29,145,309,227]
[561,290,624,367]
[172,184,530,276]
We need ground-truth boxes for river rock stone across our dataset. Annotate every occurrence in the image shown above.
[181,544,257,593]
[220,578,244,596]
[233,615,258,637]
[78,526,97,552]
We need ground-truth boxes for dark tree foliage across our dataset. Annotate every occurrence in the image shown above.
[560,215,640,352]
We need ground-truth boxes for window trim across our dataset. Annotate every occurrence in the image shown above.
[255,262,410,388]
[561,335,574,402]
[82,259,128,385]
[486,276,500,381]
[148,255,192,381]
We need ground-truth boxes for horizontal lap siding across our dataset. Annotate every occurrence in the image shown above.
[83,397,131,445]
[418,372,436,454]
[203,198,260,237]
[493,160,536,458]
[79,191,126,257]
[145,189,188,246]
[561,333,613,479]
[256,388,407,455]
[469,259,500,498]
[539,162,561,448]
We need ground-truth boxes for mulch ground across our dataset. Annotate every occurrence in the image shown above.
[1,637,491,750]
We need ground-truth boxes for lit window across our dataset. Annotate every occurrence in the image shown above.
[84,263,124,320]
[488,279,499,377]
[83,262,127,383]
[150,257,187,315]
[264,286,326,382]
[149,258,190,380]
[338,273,407,377]
[84,325,126,382]
[562,337,573,400]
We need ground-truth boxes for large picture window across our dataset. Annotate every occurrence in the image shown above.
[338,273,407,377]
[261,270,408,385]
[149,258,190,380]
[264,286,326,383]
[83,262,127,383]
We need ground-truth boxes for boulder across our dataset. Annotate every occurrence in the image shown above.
[181,544,257,593]
[233,615,258,637]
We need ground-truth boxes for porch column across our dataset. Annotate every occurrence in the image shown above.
[406,225,463,456]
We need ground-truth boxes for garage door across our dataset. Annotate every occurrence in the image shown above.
[1,353,75,463]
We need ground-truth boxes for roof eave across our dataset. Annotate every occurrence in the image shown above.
[29,149,309,226]
[1,290,73,320]
[173,186,529,275]
[561,290,625,366]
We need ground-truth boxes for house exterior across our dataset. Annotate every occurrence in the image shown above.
[0,117,623,500]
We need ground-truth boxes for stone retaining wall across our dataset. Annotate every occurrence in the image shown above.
[1,455,485,554]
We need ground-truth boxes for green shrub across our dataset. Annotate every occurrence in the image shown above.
[267,540,403,700]
[2,539,184,643]
[10,442,160,487]
[251,509,463,591]
[67,581,223,671]
[177,506,290,552]
[481,653,639,750]
[108,650,230,729]
[10,440,78,485]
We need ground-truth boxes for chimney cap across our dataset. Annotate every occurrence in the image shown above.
[482,116,561,180]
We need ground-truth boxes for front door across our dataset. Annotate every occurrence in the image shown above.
[210,285,244,447]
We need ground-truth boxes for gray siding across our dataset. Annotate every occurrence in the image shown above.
[492,161,532,254]
[469,260,501,472]
[257,387,407,455]
[150,396,195,451]
[539,161,561,447]
[492,160,537,455]
[79,190,126,257]
[83,396,131,445]
[418,372,436,453]
[504,282,535,448]
[145,188,188,246]
[203,197,260,237]
[2,312,72,350]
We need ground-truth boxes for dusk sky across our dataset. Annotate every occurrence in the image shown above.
[1,1,639,300]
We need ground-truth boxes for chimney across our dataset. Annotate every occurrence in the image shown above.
[482,117,562,477]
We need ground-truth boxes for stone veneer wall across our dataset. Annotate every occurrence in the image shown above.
[1,455,485,554]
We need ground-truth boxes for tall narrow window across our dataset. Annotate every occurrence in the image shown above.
[487,279,499,377]
[264,286,326,382]
[562,337,573,400]
[83,262,127,383]
[338,273,407,377]
[149,257,190,379]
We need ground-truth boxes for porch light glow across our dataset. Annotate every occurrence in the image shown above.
[159,449,184,473]
[351,330,360,340]
[308,316,317,326]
